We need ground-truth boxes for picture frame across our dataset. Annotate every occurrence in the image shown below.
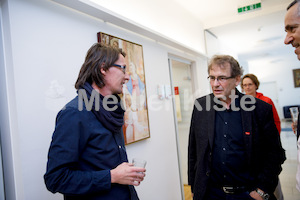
[293,68,300,88]
[97,32,150,144]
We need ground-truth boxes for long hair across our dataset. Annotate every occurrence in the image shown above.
[207,55,243,77]
[75,43,126,89]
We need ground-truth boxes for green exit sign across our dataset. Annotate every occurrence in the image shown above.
[238,2,261,13]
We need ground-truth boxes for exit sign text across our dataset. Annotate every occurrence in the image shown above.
[238,2,261,13]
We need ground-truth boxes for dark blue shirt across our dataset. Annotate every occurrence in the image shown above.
[44,96,138,200]
[210,98,253,186]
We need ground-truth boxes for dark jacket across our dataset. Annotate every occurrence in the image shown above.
[188,91,286,200]
[44,96,138,200]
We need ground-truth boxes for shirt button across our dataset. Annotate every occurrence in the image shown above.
[224,134,227,137]
[222,162,225,165]
[119,145,121,149]
[206,171,210,176]
[225,122,228,124]
[224,175,226,178]
[223,148,226,151]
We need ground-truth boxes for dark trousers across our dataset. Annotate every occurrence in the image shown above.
[203,187,277,200]
[204,187,255,200]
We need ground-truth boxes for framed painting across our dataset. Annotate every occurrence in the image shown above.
[293,68,300,88]
[97,32,150,144]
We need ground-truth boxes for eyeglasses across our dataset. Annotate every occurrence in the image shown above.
[207,76,234,83]
[242,83,254,87]
[112,64,126,73]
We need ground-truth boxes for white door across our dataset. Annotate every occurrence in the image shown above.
[169,56,194,200]
[258,81,283,119]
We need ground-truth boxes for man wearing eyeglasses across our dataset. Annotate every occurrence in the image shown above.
[284,0,300,193]
[188,55,286,200]
[44,43,145,200]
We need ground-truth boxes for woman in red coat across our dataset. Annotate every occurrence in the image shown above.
[241,74,281,134]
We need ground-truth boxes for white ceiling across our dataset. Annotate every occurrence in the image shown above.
[174,0,290,28]
[174,0,296,67]
[89,0,298,68]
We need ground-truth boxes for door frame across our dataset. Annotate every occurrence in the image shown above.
[168,55,193,200]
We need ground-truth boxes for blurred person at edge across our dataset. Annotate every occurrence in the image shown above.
[44,43,146,200]
[241,73,283,200]
[284,0,300,192]
[188,55,286,200]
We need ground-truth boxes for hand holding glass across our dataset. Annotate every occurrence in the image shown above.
[132,158,146,185]
[290,107,299,132]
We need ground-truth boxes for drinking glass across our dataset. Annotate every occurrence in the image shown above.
[132,158,147,168]
[290,107,299,132]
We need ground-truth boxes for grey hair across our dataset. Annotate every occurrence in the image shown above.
[207,55,244,77]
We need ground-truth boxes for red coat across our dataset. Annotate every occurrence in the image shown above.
[256,92,281,134]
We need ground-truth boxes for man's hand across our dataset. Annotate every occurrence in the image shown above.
[249,189,264,200]
[110,162,146,186]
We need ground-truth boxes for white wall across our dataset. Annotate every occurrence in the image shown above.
[0,0,207,199]
[204,30,219,58]
[87,0,206,54]
[0,0,24,199]
[248,57,300,119]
